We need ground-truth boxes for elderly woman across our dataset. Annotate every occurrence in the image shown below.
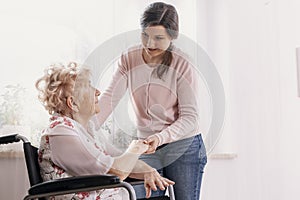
[35,62,174,200]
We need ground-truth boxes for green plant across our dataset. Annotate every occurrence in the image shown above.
[0,84,26,126]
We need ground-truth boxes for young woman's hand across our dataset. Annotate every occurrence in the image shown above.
[143,135,160,154]
[144,169,175,198]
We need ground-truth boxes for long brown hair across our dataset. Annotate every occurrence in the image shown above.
[140,2,179,79]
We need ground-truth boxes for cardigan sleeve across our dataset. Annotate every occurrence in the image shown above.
[94,54,129,128]
[154,62,200,145]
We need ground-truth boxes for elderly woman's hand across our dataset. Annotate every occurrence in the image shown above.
[127,140,149,154]
[143,169,175,198]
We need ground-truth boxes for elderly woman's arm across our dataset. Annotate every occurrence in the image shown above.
[48,127,173,197]
[108,140,149,180]
[48,127,148,180]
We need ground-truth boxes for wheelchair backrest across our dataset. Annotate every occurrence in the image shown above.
[23,143,43,186]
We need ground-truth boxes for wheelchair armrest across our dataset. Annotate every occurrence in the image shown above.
[28,174,120,195]
[124,177,144,185]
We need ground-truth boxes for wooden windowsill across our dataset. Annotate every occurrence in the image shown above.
[0,151,238,160]
[208,153,237,160]
[0,150,24,158]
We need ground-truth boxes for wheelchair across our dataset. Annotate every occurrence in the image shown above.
[0,134,175,200]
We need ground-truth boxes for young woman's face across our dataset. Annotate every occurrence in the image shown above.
[141,25,172,58]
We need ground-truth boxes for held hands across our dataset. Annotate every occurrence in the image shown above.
[143,135,160,154]
[127,140,149,154]
[144,169,175,199]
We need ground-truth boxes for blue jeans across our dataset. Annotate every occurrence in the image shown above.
[133,134,207,200]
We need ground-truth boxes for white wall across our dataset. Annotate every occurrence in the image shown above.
[277,0,300,197]
[200,0,300,200]
[0,154,29,200]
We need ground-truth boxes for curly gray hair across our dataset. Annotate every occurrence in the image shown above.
[35,62,90,116]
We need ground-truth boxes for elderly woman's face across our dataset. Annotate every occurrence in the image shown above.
[74,77,101,118]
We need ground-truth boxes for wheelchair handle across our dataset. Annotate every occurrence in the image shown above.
[0,134,21,144]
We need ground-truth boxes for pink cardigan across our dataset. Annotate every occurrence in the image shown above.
[96,45,201,146]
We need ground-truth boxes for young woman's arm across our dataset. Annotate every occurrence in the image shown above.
[95,54,129,127]
[144,61,201,152]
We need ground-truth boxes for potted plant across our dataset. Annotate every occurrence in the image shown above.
[0,84,26,126]
[0,84,30,151]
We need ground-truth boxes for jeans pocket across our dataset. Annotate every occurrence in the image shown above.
[198,134,208,166]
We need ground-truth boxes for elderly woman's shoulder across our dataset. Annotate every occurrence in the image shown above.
[48,115,75,130]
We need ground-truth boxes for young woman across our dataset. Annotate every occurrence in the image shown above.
[96,2,207,200]
[36,62,174,200]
